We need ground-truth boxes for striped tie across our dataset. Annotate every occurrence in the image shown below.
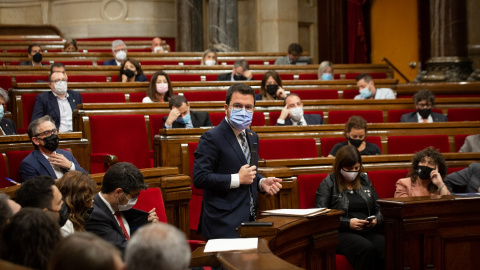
[239,132,250,164]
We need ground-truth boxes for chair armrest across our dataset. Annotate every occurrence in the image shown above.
[91,153,118,167]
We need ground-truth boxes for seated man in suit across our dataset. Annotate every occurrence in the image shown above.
[31,70,82,132]
[163,95,212,129]
[444,162,480,193]
[459,134,480,152]
[193,83,282,240]
[276,93,324,126]
[400,89,448,123]
[85,162,159,252]
[102,40,128,66]
[19,115,87,181]
[217,59,253,81]
[0,88,17,135]
[19,43,43,66]
[354,73,395,100]
[274,43,303,65]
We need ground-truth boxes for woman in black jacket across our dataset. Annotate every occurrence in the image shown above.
[315,145,384,270]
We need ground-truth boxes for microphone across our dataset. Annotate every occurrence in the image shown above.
[249,142,258,166]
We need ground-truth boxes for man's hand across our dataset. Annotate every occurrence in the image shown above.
[165,107,180,126]
[49,153,73,170]
[148,208,159,223]
[278,105,290,120]
[276,87,287,99]
[244,70,253,80]
[261,177,283,195]
[238,164,257,185]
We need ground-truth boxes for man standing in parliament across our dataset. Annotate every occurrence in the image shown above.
[192,83,282,240]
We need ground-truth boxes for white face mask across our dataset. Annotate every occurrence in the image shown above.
[341,169,359,182]
[0,105,3,122]
[205,59,216,66]
[117,192,138,212]
[156,83,169,94]
[53,81,67,95]
[115,50,127,61]
[290,107,304,122]
[153,46,163,53]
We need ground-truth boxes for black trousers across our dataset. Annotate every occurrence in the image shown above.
[336,231,385,270]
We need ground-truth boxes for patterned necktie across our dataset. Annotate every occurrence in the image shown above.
[239,132,250,164]
[114,211,130,240]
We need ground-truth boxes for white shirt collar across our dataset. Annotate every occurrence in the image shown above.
[98,192,116,215]
[416,112,433,123]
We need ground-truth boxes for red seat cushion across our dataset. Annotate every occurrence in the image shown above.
[183,91,226,101]
[208,113,225,126]
[447,108,480,122]
[0,76,12,90]
[140,60,179,65]
[56,61,94,66]
[387,135,450,154]
[16,75,49,83]
[336,254,354,270]
[342,89,359,99]
[6,150,33,182]
[259,138,318,159]
[68,75,107,82]
[298,74,318,80]
[297,174,328,209]
[0,154,11,188]
[368,169,409,199]
[21,94,39,128]
[188,142,203,230]
[81,93,125,103]
[129,92,147,102]
[133,188,167,223]
[168,74,201,82]
[290,89,339,100]
[328,110,384,124]
[320,137,346,157]
[454,134,471,152]
[148,114,169,143]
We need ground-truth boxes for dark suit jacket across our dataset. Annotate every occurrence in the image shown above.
[31,90,83,129]
[400,111,448,122]
[275,114,324,126]
[18,148,87,181]
[18,61,43,66]
[193,119,262,239]
[162,110,213,128]
[85,193,149,251]
[102,59,118,66]
[216,72,252,82]
[0,118,17,135]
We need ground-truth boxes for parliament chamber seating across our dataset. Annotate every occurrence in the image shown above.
[0,154,9,188]
[0,75,12,90]
[67,75,108,82]
[387,134,450,154]
[182,91,226,101]
[148,114,169,143]
[258,138,318,160]
[454,134,470,152]
[81,92,126,103]
[388,109,443,122]
[129,92,147,102]
[320,136,382,157]
[268,110,325,126]
[289,89,339,100]
[328,110,384,124]
[447,108,480,121]
[55,61,94,66]
[342,89,360,99]
[5,150,32,182]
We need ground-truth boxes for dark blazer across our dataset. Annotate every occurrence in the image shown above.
[400,111,448,122]
[18,61,43,66]
[444,162,480,193]
[18,148,87,181]
[275,114,324,125]
[102,59,118,66]
[193,119,262,239]
[31,90,83,129]
[0,118,17,135]
[85,193,149,251]
[216,72,252,81]
[162,110,213,128]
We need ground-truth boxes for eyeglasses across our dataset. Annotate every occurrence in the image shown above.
[35,128,58,138]
[417,102,432,109]
[231,103,254,111]
[123,190,140,200]
[50,79,67,83]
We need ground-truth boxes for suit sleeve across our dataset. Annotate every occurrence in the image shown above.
[62,150,88,174]
[19,160,39,182]
[459,138,472,152]
[444,165,473,192]
[84,210,128,251]
[31,95,46,122]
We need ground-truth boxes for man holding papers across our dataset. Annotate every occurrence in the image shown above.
[193,83,282,240]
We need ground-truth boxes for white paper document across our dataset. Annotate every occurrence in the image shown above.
[261,208,328,217]
[204,238,258,253]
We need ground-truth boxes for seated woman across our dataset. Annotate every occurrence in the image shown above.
[143,70,175,103]
[119,58,148,82]
[318,61,334,80]
[316,145,384,270]
[328,116,382,157]
[201,49,218,66]
[256,70,287,100]
[63,39,78,52]
[395,147,450,197]
[56,171,97,236]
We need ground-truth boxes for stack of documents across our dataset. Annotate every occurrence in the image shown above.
[261,208,330,217]
[204,238,258,253]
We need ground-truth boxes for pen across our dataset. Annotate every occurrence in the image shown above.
[5,178,21,185]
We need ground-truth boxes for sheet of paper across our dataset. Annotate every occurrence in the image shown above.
[262,208,326,216]
[204,238,258,253]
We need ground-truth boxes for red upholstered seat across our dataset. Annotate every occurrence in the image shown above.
[298,73,318,80]
[88,115,150,173]
[81,93,125,103]
[258,138,318,159]
[290,89,339,100]
[367,169,408,199]
[183,91,226,101]
[336,255,354,270]
[67,75,107,82]
[454,134,470,152]
[0,154,11,188]
[387,135,450,154]
[6,150,33,182]
[344,73,387,79]
[279,74,294,80]
[328,110,384,124]
[140,60,179,65]
[388,109,443,122]
[148,114,169,143]
[128,48,151,52]
[208,112,265,126]
[447,108,480,121]
[205,75,218,81]
[168,74,202,81]
[252,74,263,80]
[183,60,201,65]
[188,142,203,231]
[16,75,49,83]
[0,76,12,90]
[21,93,39,127]
[269,111,324,126]
[208,113,225,126]
[342,89,359,99]
[56,61,94,66]
[297,174,328,209]
[129,92,147,102]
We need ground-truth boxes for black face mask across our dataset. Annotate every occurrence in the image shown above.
[32,52,42,63]
[417,165,434,180]
[42,134,59,152]
[266,85,278,96]
[418,108,431,119]
[123,69,135,78]
[348,137,364,148]
[58,203,70,227]
[233,74,247,81]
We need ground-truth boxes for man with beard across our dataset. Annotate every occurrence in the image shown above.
[400,89,448,123]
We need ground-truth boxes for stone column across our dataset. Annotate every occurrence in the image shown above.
[177,0,203,52]
[422,0,473,81]
[208,0,239,52]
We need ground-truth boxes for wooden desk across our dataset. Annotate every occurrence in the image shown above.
[191,210,343,270]
[377,195,480,270]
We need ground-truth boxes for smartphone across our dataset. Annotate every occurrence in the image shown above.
[365,215,376,221]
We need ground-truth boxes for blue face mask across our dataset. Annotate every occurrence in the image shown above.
[229,108,253,130]
[359,87,371,99]
[321,73,333,80]
[177,113,191,125]
[0,105,3,122]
